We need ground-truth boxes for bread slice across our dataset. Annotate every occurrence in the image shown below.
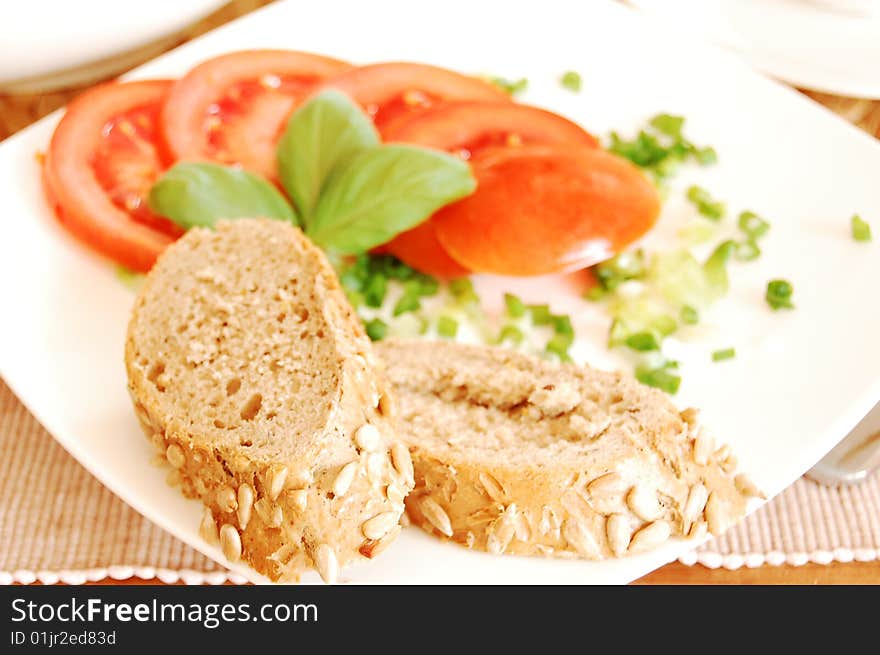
[125,219,412,582]
[375,338,755,560]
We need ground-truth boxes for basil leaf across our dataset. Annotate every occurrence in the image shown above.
[277,90,380,224]
[149,162,297,230]
[308,145,475,254]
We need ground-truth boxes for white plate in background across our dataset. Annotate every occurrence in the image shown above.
[1,0,879,584]
[627,0,880,98]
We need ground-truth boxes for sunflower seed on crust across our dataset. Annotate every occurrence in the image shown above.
[362,511,399,540]
[390,443,414,485]
[217,486,237,513]
[705,491,732,536]
[165,469,181,487]
[385,483,406,506]
[420,497,453,537]
[199,507,219,545]
[286,489,308,511]
[693,434,714,466]
[355,423,381,452]
[165,444,185,469]
[333,461,358,497]
[264,464,288,500]
[366,452,386,481]
[219,524,241,562]
[478,472,506,503]
[236,483,254,529]
[682,482,708,532]
[539,506,561,539]
[359,525,401,559]
[314,544,338,584]
[714,444,731,462]
[562,519,603,560]
[626,485,662,522]
[378,392,394,418]
[720,454,738,474]
[628,520,671,554]
[587,472,623,499]
[606,513,631,557]
[688,520,708,540]
[254,498,282,528]
[465,531,476,549]
[734,474,765,499]
[487,505,517,554]
[680,407,700,431]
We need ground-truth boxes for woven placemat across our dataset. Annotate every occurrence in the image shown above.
[1,379,878,583]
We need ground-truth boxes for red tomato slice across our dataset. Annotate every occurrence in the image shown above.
[433,145,661,276]
[380,102,599,277]
[44,80,181,273]
[382,101,599,155]
[161,50,351,179]
[316,62,509,134]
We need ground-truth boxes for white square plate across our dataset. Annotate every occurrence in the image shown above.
[1,0,878,584]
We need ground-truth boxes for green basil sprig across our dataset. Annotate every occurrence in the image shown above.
[148,90,476,255]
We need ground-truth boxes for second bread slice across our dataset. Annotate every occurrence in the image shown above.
[375,338,754,560]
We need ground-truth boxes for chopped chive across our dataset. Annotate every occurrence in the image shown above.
[649,113,684,139]
[594,249,645,290]
[652,314,678,337]
[344,289,364,308]
[852,214,872,242]
[636,364,681,394]
[766,279,794,310]
[546,333,574,361]
[584,285,606,301]
[417,275,440,296]
[625,331,660,352]
[490,76,528,96]
[364,318,387,341]
[560,70,582,93]
[504,292,526,318]
[712,347,736,362]
[437,315,459,338]
[694,146,718,166]
[608,318,629,347]
[363,274,387,308]
[738,211,770,239]
[497,324,524,345]
[527,304,553,325]
[680,305,699,325]
[686,185,725,221]
[735,239,761,262]
[703,239,737,296]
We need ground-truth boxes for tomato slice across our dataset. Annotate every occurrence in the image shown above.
[316,63,509,134]
[433,145,661,276]
[44,80,181,273]
[382,101,599,156]
[380,102,600,277]
[161,50,351,179]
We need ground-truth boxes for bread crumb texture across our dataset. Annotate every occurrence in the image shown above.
[375,338,755,560]
[126,219,411,582]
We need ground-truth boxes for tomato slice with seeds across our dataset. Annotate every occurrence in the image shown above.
[379,102,600,277]
[161,50,352,179]
[315,62,510,134]
[44,80,181,273]
[433,145,661,276]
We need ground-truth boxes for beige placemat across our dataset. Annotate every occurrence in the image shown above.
[1,378,878,583]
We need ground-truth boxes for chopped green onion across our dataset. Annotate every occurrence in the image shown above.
[608,318,629,347]
[545,333,574,361]
[364,318,387,341]
[527,304,553,325]
[766,279,794,310]
[559,70,582,92]
[738,211,770,239]
[852,214,872,242]
[686,186,725,221]
[448,277,478,303]
[552,314,574,336]
[594,249,645,290]
[363,274,387,308]
[437,315,459,338]
[497,324,524,345]
[392,290,421,316]
[584,285,606,301]
[694,146,718,165]
[625,331,660,352]
[344,289,364,308]
[703,240,737,297]
[649,113,684,138]
[712,347,736,362]
[490,76,528,96]
[677,220,716,245]
[636,364,681,394]
[504,293,526,318]
[652,314,678,337]
[417,275,440,296]
[735,239,761,262]
[680,305,699,325]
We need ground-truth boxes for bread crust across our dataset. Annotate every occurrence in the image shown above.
[377,339,754,560]
[126,220,412,582]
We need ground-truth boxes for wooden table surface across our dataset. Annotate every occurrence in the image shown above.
[2,0,878,585]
